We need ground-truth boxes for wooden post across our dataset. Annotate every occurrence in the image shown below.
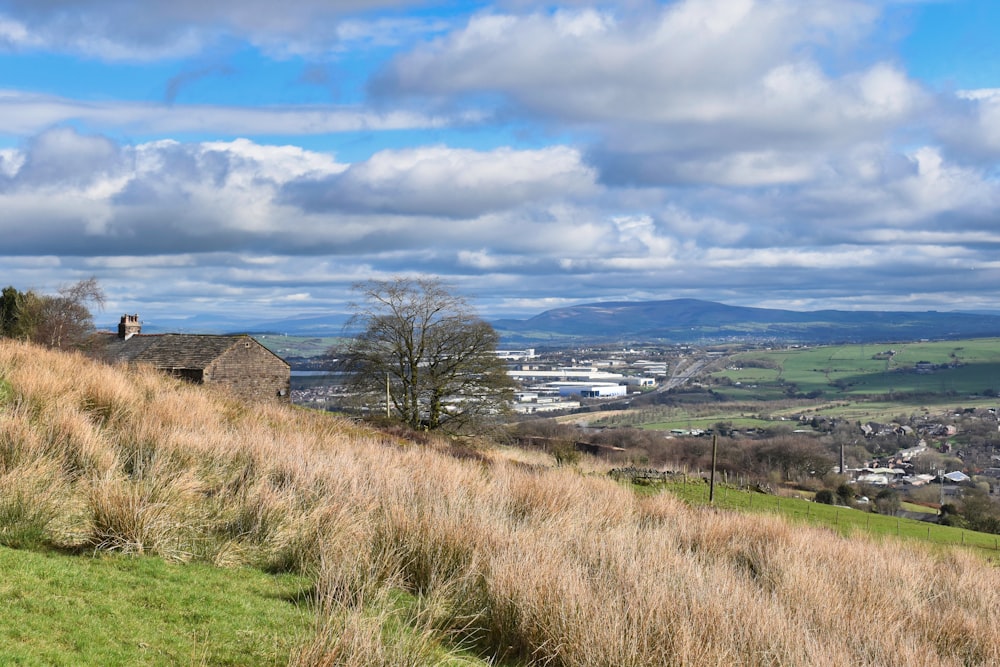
[709,434,718,505]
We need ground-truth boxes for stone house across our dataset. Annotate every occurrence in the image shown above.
[90,314,290,402]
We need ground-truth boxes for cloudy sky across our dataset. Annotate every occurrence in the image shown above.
[2,0,1000,329]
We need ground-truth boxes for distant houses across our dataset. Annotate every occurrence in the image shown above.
[89,314,290,403]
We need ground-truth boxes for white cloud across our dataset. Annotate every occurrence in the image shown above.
[380,1,905,128]
[281,144,597,218]
[0,0,439,60]
[0,90,479,138]
[372,0,926,190]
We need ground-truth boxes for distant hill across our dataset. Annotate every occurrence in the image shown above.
[103,298,1000,345]
[492,298,1000,344]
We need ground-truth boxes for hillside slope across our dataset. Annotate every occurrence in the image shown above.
[2,340,1000,665]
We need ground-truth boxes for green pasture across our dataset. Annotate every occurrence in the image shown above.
[710,384,799,401]
[0,547,313,666]
[717,339,1000,400]
[591,403,795,432]
[784,396,1000,423]
[659,481,1000,553]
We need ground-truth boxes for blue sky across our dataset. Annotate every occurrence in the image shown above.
[2,0,1000,330]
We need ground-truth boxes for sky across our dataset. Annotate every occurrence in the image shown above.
[2,0,1000,330]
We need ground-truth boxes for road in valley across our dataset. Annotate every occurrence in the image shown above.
[658,355,709,392]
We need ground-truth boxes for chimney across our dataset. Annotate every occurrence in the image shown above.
[118,313,141,339]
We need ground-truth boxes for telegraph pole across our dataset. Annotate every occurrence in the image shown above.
[709,434,718,504]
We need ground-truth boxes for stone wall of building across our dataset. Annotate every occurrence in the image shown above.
[204,338,291,402]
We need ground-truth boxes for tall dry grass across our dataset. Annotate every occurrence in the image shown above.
[3,337,1000,665]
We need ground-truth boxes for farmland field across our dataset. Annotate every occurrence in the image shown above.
[718,339,1000,399]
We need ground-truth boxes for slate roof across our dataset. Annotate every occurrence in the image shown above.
[94,333,286,370]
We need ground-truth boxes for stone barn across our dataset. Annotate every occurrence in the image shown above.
[92,314,290,402]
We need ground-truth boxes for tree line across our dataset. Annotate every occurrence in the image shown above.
[0,278,105,350]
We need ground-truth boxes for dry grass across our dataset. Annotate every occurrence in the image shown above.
[3,338,1000,665]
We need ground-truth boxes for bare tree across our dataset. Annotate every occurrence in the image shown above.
[30,277,106,350]
[339,277,515,432]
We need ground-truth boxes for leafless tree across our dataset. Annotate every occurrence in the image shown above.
[29,277,105,350]
[339,277,515,433]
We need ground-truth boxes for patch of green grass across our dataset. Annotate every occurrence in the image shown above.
[0,547,314,666]
[901,501,939,515]
[657,481,1000,553]
[640,416,784,432]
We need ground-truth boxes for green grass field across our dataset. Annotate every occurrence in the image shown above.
[719,339,1000,400]
[658,480,1000,553]
[677,338,1000,426]
[0,548,314,666]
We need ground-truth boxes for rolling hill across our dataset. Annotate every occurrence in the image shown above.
[492,298,1000,344]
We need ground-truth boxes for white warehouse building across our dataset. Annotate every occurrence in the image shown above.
[555,382,628,399]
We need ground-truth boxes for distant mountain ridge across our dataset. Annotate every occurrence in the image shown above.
[491,298,1000,344]
[104,298,1000,345]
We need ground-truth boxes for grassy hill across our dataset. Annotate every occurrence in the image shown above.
[4,339,1000,665]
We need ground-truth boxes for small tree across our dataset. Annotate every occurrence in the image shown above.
[0,286,39,339]
[340,277,515,433]
[835,482,855,506]
[875,489,900,515]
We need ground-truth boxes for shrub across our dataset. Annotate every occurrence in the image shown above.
[550,441,580,467]
[836,482,855,505]
[814,489,835,505]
